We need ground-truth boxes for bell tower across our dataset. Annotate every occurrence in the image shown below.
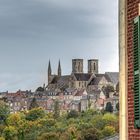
[88,59,98,74]
[72,59,83,73]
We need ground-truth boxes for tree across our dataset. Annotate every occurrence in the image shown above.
[6,113,27,140]
[82,128,100,140]
[29,98,39,110]
[53,100,60,119]
[67,110,79,119]
[37,132,59,140]
[3,126,18,140]
[36,87,45,92]
[105,102,113,113]
[26,107,45,121]
[0,101,10,124]
[102,126,115,137]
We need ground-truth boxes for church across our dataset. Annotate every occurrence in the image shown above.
[47,59,118,92]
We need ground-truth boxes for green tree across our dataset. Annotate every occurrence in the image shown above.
[102,113,119,132]
[0,101,10,124]
[81,128,100,140]
[67,110,79,119]
[26,107,45,121]
[53,100,60,119]
[105,102,113,113]
[102,126,115,137]
[37,132,59,140]
[3,126,18,140]
[29,98,39,110]
[6,113,27,140]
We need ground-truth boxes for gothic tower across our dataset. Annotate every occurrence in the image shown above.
[88,59,98,74]
[72,59,83,73]
[58,60,61,77]
[48,60,52,84]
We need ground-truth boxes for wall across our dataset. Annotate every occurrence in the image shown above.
[127,0,140,139]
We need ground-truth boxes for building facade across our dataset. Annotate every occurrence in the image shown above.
[119,0,140,139]
[47,59,118,92]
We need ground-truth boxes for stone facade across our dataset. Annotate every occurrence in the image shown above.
[47,59,118,92]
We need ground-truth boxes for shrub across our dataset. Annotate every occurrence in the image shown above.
[102,126,115,137]
[67,110,79,119]
[3,126,18,140]
[37,132,59,140]
[26,107,45,121]
[91,115,105,130]
[102,113,118,130]
[81,128,100,140]
[0,137,5,140]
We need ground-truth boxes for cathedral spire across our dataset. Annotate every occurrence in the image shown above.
[58,59,61,77]
[48,60,52,84]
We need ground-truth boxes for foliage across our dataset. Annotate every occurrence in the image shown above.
[37,132,59,140]
[0,107,118,140]
[3,126,18,140]
[67,110,79,119]
[36,87,45,92]
[0,124,5,136]
[29,98,39,110]
[0,101,10,124]
[105,102,113,113]
[0,137,5,140]
[102,126,115,137]
[25,107,45,121]
[81,128,100,140]
[6,113,24,127]
[53,100,60,119]
[91,115,105,130]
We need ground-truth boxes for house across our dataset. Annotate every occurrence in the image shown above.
[80,95,88,111]
[70,100,81,112]
[5,91,28,113]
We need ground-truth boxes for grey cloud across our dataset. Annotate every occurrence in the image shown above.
[0,0,117,41]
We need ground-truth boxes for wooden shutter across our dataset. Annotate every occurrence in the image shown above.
[134,16,140,128]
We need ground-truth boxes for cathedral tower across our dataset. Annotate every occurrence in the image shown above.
[58,60,61,77]
[48,60,52,84]
[72,59,83,73]
[88,59,98,74]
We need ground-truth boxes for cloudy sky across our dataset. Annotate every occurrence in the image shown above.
[0,0,118,92]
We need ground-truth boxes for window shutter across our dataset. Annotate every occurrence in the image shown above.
[134,16,140,128]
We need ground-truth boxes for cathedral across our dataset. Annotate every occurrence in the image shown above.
[47,59,118,92]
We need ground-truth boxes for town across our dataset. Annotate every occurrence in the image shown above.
[0,59,119,114]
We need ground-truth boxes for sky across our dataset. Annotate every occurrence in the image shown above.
[0,0,118,92]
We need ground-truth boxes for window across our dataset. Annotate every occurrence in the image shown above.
[94,63,96,70]
[133,16,140,128]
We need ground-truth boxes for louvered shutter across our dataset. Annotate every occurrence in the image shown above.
[134,16,140,128]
